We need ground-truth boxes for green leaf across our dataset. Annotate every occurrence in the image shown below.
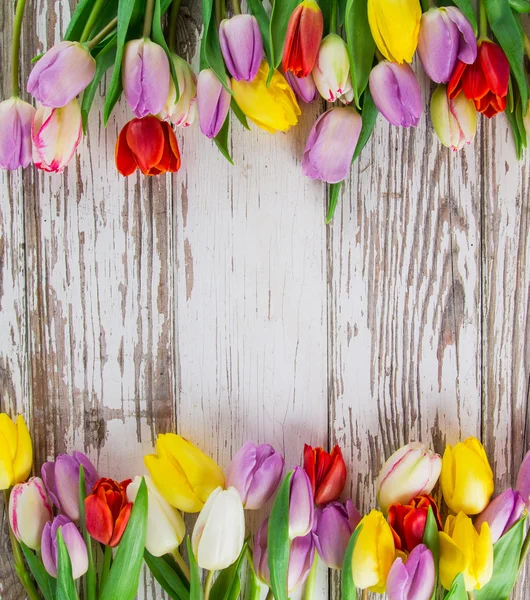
[443,573,467,600]
[422,507,440,600]
[509,0,530,12]
[213,114,234,164]
[340,525,362,600]
[144,551,190,600]
[56,529,79,600]
[152,0,179,100]
[210,541,248,600]
[200,0,231,91]
[353,88,378,162]
[451,0,477,34]
[231,99,250,130]
[326,182,343,224]
[187,538,204,600]
[86,0,119,42]
[246,0,273,65]
[78,465,96,600]
[269,0,299,72]
[99,477,148,600]
[19,542,56,600]
[64,0,95,41]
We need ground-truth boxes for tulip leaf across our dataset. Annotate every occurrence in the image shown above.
[78,465,96,600]
[99,477,148,600]
[326,183,343,224]
[450,0,477,35]
[509,0,530,12]
[210,540,248,600]
[56,529,79,600]
[213,114,235,164]
[19,542,56,600]
[246,0,273,65]
[186,538,204,600]
[505,80,527,160]
[152,0,179,100]
[269,0,299,77]
[444,573,466,600]
[231,99,250,131]
[64,0,95,41]
[341,524,362,600]
[422,506,440,600]
[86,0,120,42]
[144,550,190,600]
[200,0,231,92]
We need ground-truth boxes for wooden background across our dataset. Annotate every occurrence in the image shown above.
[1,1,529,598]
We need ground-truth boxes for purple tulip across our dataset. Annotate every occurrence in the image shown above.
[387,544,435,600]
[369,61,422,128]
[418,7,477,84]
[285,72,319,104]
[219,15,263,82]
[225,441,284,510]
[475,489,526,543]
[302,107,362,184]
[289,466,314,539]
[312,500,362,569]
[517,449,530,507]
[42,452,98,522]
[122,38,170,118]
[197,69,232,139]
[41,515,88,580]
[27,41,96,108]
[0,98,35,169]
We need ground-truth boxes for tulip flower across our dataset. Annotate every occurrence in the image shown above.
[439,512,493,591]
[388,494,442,553]
[369,61,422,128]
[127,475,185,557]
[303,444,347,505]
[85,478,132,547]
[302,107,362,184]
[368,0,421,64]
[42,451,98,522]
[0,413,32,489]
[430,84,477,151]
[312,500,361,569]
[8,477,53,550]
[285,72,318,104]
[517,449,530,507]
[376,442,442,515]
[289,466,314,539]
[417,7,477,84]
[312,34,353,104]
[144,433,225,513]
[387,544,435,600]
[41,515,88,579]
[351,509,396,593]
[0,98,35,169]
[440,437,494,515]
[197,69,231,139]
[232,62,300,133]
[32,99,82,173]
[219,15,263,82]
[475,488,526,543]
[282,0,324,78]
[115,116,181,176]
[448,41,510,118]
[191,486,245,570]
[122,38,170,119]
[27,41,96,108]
[159,54,197,128]
[225,441,284,510]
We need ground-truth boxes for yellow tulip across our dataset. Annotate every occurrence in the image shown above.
[144,434,225,513]
[367,0,421,64]
[0,414,33,490]
[231,61,301,133]
[351,509,395,593]
[441,437,494,515]
[439,512,493,591]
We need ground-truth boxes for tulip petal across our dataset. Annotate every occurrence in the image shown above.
[55,455,83,521]
[246,452,284,510]
[289,467,314,538]
[479,41,510,98]
[445,7,477,64]
[418,8,459,83]
[61,522,88,579]
[475,522,493,589]
[41,521,57,577]
[315,446,347,505]
[438,531,468,590]
[282,1,324,78]
[516,450,530,506]
[85,493,114,545]
[219,15,263,82]
[125,117,165,175]
[197,69,232,138]
[287,533,315,592]
[109,502,132,547]
[9,478,52,550]
[0,432,15,489]
[12,416,33,484]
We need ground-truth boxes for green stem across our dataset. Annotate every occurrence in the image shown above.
[214,0,225,28]
[100,545,113,592]
[143,0,156,38]
[79,0,106,43]
[329,0,338,34]
[86,17,117,50]
[303,553,318,600]
[518,526,530,573]
[478,0,488,41]
[168,0,182,52]
[374,48,385,63]
[524,34,530,61]
[468,592,475,600]
[170,549,191,581]
[420,0,429,12]
[11,0,28,97]
[265,590,274,600]
[361,590,368,600]
[232,0,241,14]
[204,570,215,600]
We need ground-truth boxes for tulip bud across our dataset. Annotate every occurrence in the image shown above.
[225,441,284,510]
[127,475,185,557]
[219,15,263,82]
[197,69,232,139]
[85,478,132,547]
[289,466,314,539]
[313,500,361,569]
[159,54,197,128]
[516,449,530,507]
[41,515,88,579]
[430,84,477,151]
[475,489,526,543]
[387,544,435,600]
[388,494,442,553]
[191,486,245,570]
[369,61,422,128]
[376,442,441,515]
[282,0,324,78]
[312,34,353,104]
[285,72,318,104]
[0,413,32,490]
[0,98,36,170]
[27,41,96,108]
[303,444,347,505]
[8,477,53,550]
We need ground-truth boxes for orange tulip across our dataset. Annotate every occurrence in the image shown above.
[282,1,324,78]
[85,478,132,547]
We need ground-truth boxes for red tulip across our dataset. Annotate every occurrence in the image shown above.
[282,1,324,78]
[448,40,510,118]
[85,478,132,547]
[303,444,347,506]
[115,116,181,176]
[388,494,442,553]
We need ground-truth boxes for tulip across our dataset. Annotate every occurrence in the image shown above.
[302,107,362,184]
[27,41,96,108]
[42,451,98,522]
[312,34,353,104]
[0,413,32,489]
[440,437,494,515]
[32,99,82,173]
[144,433,225,513]
[225,441,284,510]
[430,84,477,151]
[41,515,88,579]
[313,500,362,569]
[232,62,300,133]
[115,116,181,176]
[8,477,52,550]
[417,7,477,84]
[289,466,314,539]
[159,54,197,128]
[448,41,510,118]
[439,512,493,591]
[517,449,530,507]
[282,0,324,78]
[122,38,170,119]
[351,509,396,593]
[376,442,442,515]
[475,489,526,543]
[388,494,442,553]
[191,486,245,570]
[219,15,263,82]
[303,444,347,505]
[369,61,422,128]
[127,475,185,557]
[387,544,435,600]
[285,72,318,104]
[197,69,231,139]
[85,478,132,547]
[0,98,35,169]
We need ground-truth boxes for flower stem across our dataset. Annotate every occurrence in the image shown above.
[361,590,368,600]
[524,34,530,61]
[143,0,156,38]
[303,553,318,600]
[204,570,215,600]
[232,0,241,14]
[468,592,475,600]
[168,0,182,52]
[420,0,429,12]
[329,0,338,34]
[86,17,117,50]
[215,0,225,28]
[518,526,530,573]
[79,0,106,43]
[265,590,274,600]
[478,0,488,41]
[11,0,28,97]
[171,548,191,581]
[100,545,113,591]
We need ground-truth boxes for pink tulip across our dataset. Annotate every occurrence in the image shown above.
[41,515,88,579]
[387,544,435,600]
[289,466,314,539]
[197,69,231,139]
[285,72,318,104]
[219,15,263,82]
[0,98,35,169]
[9,477,53,550]
[516,449,530,507]
[475,489,526,543]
